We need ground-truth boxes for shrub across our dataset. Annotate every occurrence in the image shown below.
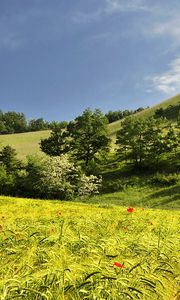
[78,174,102,196]
[18,155,102,200]
[151,173,179,186]
[0,165,15,195]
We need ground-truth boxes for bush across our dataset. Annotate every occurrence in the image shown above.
[151,173,179,186]
[17,155,102,200]
[78,174,102,196]
[0,165,15,195]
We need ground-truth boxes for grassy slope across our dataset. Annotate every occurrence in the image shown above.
[0,130,50,160]
[0,195,179,299]
[108,93,180,137]
[0,94,179,159]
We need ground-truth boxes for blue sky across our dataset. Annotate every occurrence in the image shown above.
[0,0,180,121]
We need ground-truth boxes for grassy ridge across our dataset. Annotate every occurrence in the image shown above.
[0,94,179,159]
[0,195,179,299]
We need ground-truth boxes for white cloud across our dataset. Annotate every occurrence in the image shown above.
[144,17,180,41]
[72,0,150,24]
[148,58,180,94]
[105,0,149,13]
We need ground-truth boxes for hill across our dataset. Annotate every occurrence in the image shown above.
[0,94,179,159]
[108,93,180,137]
[0,130,50,159]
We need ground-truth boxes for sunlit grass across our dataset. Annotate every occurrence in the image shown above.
[0,130,50,160]
[0,196,179,299]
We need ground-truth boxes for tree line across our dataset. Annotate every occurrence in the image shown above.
[40,108,179,171]
[0,110,67,134]
[0,107,179,200]
[0,107,147,134]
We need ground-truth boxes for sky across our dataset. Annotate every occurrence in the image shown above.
[0,0,180,122]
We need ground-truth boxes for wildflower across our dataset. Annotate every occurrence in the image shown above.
[127,207,134,213]
[113,262,124,268]
[141,208,144,211]
[0,224,3,230]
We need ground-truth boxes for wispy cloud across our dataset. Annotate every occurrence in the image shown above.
[72,0,150,24]
[105,0,149,14]
[147,58,180,94]
[144,16,180,37]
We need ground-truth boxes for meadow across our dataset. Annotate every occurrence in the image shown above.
[0,195,179,300]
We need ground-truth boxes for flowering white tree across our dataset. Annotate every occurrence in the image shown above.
[39,155,101,199]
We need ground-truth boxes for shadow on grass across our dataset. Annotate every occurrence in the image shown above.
[148,185,180,200]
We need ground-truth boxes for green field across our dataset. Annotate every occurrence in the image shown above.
[0,94,179,159]
[0,195,179,299]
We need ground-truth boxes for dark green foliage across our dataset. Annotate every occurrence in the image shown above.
[28,118,49,131]
[40,122,69,156]
[67,108,110,167]
[155,103,180,120]
[0,109,64,134]
[17,156,46,198]
[0,146,22,196]
[105,107,145,123]
[0,165,15,194]
[0,145,21,173]
[150,173,179,187]
[116,117,179,169]
[0,111,27,133]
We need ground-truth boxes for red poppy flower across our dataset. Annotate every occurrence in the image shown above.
[113,262,124,268]
[127,207,134,213]
[141,208,144,211]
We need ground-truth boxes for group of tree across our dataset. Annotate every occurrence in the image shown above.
[0,110,66,134]
[116,116,179,169]
[40,108,179,172]
[0,145,102,200]
[105,107,145,123]
[0,106,147,134]
[155,103,180,120]
[40,109,110,169]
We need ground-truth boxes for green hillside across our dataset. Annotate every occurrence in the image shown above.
[108,93,180,137]
[0,130,50,160]
[0,94,179,159]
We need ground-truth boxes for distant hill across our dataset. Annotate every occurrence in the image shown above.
[0,94,179,159]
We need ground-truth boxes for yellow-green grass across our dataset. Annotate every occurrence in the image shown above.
[0,195,179,299]
[0,130,50,160]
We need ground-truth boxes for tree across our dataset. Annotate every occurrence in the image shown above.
[19,155,102,199]
[28,118,49,131]
[2,111,27,133]
[116,117,178,169]
[116,117,147,167]
[40,122,68,156]
[67,108,110,167]
[0,145,21,173]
